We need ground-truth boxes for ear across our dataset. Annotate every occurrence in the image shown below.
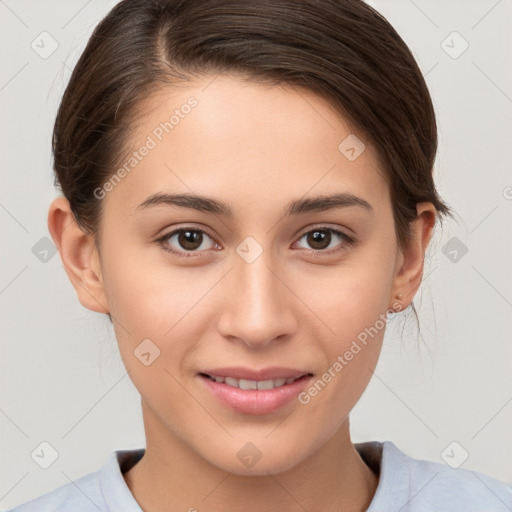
[389,202,437,310]
[47,197,109,314]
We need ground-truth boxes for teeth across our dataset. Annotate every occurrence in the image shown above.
[208,375,300,390]
[257,379,275,390]
[239,379,258,390]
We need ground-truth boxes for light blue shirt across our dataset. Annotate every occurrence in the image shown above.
[7,441,512,511]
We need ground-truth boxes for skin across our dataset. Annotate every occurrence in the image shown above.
[48,74,436,511]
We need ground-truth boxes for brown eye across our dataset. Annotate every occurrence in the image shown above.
[178,230,204,250]
[295,227,354,253]
[306,230,332,250]
[158,228,217,256]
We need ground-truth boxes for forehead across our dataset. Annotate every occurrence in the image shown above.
[106,74,390,215]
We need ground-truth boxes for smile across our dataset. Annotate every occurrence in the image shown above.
[197,367,313,415]
[201,373,305,390]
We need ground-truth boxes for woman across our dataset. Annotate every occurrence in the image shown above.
[9,0,512,510]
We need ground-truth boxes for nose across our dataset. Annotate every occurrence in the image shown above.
[216,249,298,349]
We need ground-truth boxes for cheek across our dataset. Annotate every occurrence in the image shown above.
[315,273,387,388]
[300,252,395,345]
[100,247,224,379]
[297,277,388,431]
[102,244,207,333]
[293,244,394,400]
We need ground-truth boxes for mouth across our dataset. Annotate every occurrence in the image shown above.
[199,372,310,390]
[197,367,313,415]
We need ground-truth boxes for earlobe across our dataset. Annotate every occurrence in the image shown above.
[390,202,436,310]
[47,197,109,314]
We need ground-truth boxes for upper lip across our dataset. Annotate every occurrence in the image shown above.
[199,366,311,381]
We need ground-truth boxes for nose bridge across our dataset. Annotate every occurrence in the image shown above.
[217,245,296,347]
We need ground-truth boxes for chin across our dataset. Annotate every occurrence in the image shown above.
[201,439,308,477]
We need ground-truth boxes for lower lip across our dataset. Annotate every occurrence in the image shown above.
[199,374,312,415]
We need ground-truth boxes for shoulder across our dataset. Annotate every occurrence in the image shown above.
[5,470,102,512]
[361,440,512,511]
[6,449,144,512]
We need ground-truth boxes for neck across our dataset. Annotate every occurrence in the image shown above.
[124,403,379,512]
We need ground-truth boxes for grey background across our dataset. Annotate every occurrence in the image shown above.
[1,0,511,507]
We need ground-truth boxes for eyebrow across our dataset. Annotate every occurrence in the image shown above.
[136,192,373,217]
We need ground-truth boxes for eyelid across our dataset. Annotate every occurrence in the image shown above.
[295,223,353,240]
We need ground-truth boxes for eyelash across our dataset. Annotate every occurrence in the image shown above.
[156,226,355,258]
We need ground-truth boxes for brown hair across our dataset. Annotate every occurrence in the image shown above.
[53,0,453,251]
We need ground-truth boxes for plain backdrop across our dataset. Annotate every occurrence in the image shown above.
[1,0,511,507]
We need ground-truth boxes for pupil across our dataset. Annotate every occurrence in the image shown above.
[308,230,330,250]
[179,230,202,250]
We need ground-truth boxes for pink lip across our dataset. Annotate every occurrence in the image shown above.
[197,367,313,415]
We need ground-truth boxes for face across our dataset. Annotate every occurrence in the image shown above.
[92,75,404,475]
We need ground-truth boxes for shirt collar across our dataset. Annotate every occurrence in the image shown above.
[100,448,145,511]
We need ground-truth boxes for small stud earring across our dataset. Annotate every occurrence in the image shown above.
[396,292,404,300]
